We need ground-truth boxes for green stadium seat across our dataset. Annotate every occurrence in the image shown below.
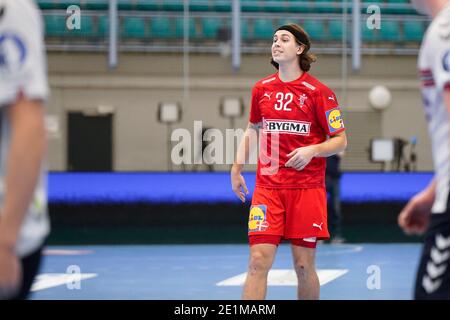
[242,0,262,13]
[69,15,94,37]
[37,1,59,10]
[265,0,290,13]
[150,17,174,38]
[385,0,415,14]
[380,20,401,41]
[403,20,425,41]
[97,16,109,37]
[241,18,250,40]
[287,0,314,13]
[190,0,211,12]
[132,0,160,10]
[253,19,275,40]
[302,20,326,41]
[328,19,345,41]
[211,0,232,12]
[122,17,147,38]
[315,0,340,13]
[175,18,197,38]
[86,0,109,10]
[44,15,68,37]
[361,19,379,42]
[162,0,183,11]
[44,13,93,37]
[201,18,222,39]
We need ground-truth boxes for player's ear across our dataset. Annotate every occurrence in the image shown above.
[297,45,304,55]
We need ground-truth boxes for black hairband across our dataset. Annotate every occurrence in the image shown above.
[276,25,308,47]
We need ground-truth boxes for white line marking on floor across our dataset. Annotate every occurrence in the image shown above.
[31,273,98,292]
[216,269,348,286]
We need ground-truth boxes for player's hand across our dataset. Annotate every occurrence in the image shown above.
[231,166,249,203]
[0,244,22,300]
[398,191,433,235]
[285,145,318,171]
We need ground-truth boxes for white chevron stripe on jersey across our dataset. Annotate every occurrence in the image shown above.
[431,246,450,264]
[435,234,450,251]
[422,275,443,294]
[426,261,447,279]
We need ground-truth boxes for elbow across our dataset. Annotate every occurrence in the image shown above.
[335,132,347,153]
[341,135,348,151]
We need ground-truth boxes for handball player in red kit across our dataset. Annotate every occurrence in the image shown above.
[231,24,347,300]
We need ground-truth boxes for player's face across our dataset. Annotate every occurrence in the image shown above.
[410,0,432,15]
[272,30,303,65]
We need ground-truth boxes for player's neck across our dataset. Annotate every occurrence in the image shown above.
[277,63,303,83]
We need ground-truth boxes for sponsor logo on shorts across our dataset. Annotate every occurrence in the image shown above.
[312,222,323,231]
[326,108,344,133]
[263,119,311,136]
[248,205,269,232]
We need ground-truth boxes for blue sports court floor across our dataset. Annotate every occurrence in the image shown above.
[30,243,421,300]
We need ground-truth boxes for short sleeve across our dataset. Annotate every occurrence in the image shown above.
[0,1,49,107]
[314,87,345,136]
[433,45,450,92]
[249,85,262,124]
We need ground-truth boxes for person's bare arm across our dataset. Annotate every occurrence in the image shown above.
[286,131,347,170]
[398,88,450,234]
[0,96,47,248]
[231,122,261,202]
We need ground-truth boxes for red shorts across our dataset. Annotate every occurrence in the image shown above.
[248,187,329,248]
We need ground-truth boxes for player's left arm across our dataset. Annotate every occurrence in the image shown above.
[314,131,347,157]
[286,88,347,170]
[285,131,347,170]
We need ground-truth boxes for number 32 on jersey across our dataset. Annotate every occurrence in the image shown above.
[273,92,294,111]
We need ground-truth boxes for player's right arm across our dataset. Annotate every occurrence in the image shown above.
[398,88,450,234]
[398,177,436,235]
[231,122,261,203]
[231,84,262,203]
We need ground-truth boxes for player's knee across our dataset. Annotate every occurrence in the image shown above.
[248,251,272,275]
[294,259,314,276]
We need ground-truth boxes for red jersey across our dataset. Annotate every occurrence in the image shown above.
[249,71,345,188]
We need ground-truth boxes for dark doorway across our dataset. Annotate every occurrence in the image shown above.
[68,111,113,171]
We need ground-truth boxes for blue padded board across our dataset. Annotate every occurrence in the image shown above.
[48,172,433,204]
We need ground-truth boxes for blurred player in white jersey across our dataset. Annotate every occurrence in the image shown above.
[398,0,450,299]
[0,0,50,299]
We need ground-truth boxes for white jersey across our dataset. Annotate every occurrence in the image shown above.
[0,0,50,257]
[418,3,450,214]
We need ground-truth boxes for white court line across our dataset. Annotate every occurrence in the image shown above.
[43,249,94,256]
[317,245,364,256]
[31,274,98,292]
[216,269,348,286]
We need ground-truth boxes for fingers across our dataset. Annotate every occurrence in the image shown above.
[398,210,408,229]
[289,158,308,171]
[242,181,249,195]
[285,157,294,168]
[286,156,302,168]
[286,149,297,158]
[232,182,248,203]
[232,187,245,203]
